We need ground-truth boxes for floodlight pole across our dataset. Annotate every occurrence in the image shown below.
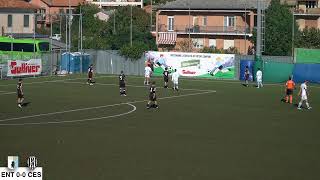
[130,5,133,47]
[188,0,191,52]
[256,0,262,58]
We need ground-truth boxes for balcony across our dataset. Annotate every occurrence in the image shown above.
[294,8,320,16]
[87,0,143,7]
[157,24,252,36]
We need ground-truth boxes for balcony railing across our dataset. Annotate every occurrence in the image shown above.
[294,8,320,15]
[89,0,143,6]
[157,24,251,35]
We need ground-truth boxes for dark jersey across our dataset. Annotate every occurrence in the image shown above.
[119,74,125,82]
[163,70,169,78]
[17,82,23,94]
[88,67,93,74]
[149,85,156,94]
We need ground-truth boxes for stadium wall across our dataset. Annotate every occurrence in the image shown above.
[293,64,320,83]
[295,48,320,64]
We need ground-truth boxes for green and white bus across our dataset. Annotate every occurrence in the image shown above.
[0,36,50,64]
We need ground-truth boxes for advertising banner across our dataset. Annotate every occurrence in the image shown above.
[145,51,235,79]
[7,59,42,77]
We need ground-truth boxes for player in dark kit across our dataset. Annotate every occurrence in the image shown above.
[17,78,24,108]
[87,64,94,85]
[147,81,158,109]
[244,66,250,87]
[163,67,169,88]
[119,71,126,96]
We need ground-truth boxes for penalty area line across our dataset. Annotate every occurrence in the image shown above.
[0,90,216,125]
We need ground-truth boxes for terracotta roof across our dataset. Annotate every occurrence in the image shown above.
[41,0,85,7]
[0,0,39,9]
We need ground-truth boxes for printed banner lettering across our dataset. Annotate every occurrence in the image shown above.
[7,59,42,77]
[145,51,235,79]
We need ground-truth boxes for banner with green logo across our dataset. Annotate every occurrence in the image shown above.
[145,51,235,79]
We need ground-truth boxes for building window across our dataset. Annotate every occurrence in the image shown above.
[193,16,199,26]
[168,16,174,31]
[192,38,204,49]
[203,16,207,26]
[7,15,12,28]
[23,15,29,27]
[306,1,317,8]
[209,39,216,48]
[223,40,234,50]
[224,16,235,27]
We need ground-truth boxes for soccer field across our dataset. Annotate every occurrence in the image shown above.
[0,75,320,180]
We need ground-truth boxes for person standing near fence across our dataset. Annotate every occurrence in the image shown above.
[87,64,94,86]
[119,71,127,96]
[285,76,295,104]
[17,78,24,108]
[256,68,263,88]
[244,66,250,87]
[144,65,152,85]
[297,80,312,110]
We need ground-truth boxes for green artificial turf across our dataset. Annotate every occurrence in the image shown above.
[0,74,320,180]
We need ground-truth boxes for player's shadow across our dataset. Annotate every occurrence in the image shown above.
[241,83,249,87]
[22,102,31,107]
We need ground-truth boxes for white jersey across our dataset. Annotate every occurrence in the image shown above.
[301,83,307,97]
[256,70,262,81]
[172,71,180,83]
[145,66,152,77]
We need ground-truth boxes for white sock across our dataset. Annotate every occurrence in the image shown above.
[298,102,302,108]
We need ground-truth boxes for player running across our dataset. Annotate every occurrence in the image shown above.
[171,69,180,91]
[146,81,158,109]
[297,80,312,110]
[119,71,127,96]
[285,76,295,104]
[244,66,250,87]
[17,78,24,108]
[144,65,152,85]
[163,67,169,88]
[256,68,263,88]
[87,64,94,85]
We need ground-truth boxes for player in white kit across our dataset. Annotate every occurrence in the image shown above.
[297,80,312,110]
[171,69,180,91]
[144,65,152,85]
[256,68,263,88]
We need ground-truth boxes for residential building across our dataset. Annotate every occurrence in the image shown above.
[155,0,264,54]
[27,0,85,25]
[86,0,143,8]
[0,0,38,36]
[293,0,320,30]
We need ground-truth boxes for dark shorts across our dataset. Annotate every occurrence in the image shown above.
[286,89,293,95]
[88,72,93,79]
[245,74,249,80]
[119,81,125,88]
[164,77,169,83]
[149,93,156,101]
[17,93,24,99]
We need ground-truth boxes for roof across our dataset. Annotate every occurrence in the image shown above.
[0,0,39,10]
[159,0,270,10]
[41,0,85,7]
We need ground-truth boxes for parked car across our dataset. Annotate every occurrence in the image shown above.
[50,34,62,41]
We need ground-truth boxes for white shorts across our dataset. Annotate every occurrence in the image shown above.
[301,95,308,101]
[173,81,178,85]
[145,74,150,78]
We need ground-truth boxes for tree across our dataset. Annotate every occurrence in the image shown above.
[264,0,296,56]
[295,27,320,49]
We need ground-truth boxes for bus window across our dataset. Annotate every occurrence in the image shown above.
[0,42,12,51]
[13,43,35,52]
[39,42,49,52]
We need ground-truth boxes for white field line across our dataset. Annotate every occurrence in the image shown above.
[66,81,215,92]
[0,103,137,126]
[0,90,215,123]
[0,92,16,95]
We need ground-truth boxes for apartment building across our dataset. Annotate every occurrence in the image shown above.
[293,0,320,29]
[86,0,143,8]
[0,0,38,36]
[28,0,85,25]
[155,0,264,54]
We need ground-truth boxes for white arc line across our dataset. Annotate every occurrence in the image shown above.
[0,91,215,123]
[0,103,137,126]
